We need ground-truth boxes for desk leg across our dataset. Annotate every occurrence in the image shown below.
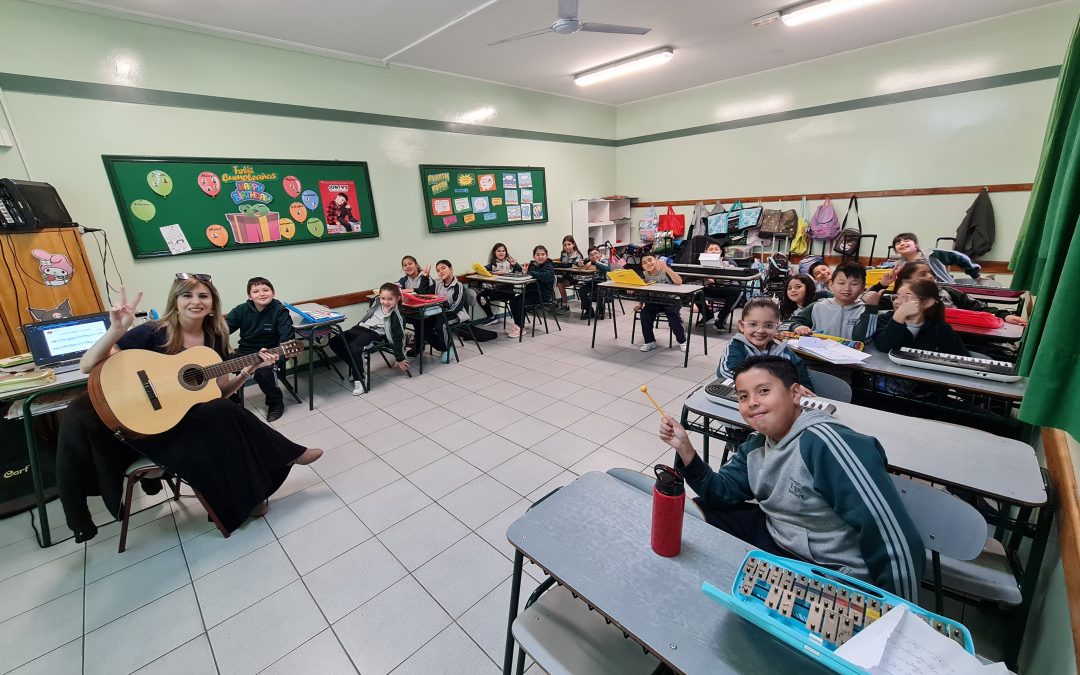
[417,315,426,374]
[590,291,601,349]
[683,301,693,368]
[307,340,315,411]
[503,549,525,675]
[518,287,525,343]
[22,394,52,547]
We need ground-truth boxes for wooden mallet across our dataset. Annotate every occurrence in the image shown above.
[640,385,669,419]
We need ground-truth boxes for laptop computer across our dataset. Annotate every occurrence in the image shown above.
[21,313,111,373]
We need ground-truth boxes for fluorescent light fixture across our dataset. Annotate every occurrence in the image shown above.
[457,106,497,124]
[780,0,889,27]
[573,47,674,87]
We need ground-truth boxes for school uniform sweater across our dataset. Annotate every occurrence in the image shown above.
[432,277,469,323]
[717,334,813,389]
[399,273,433,293]
[784,297,878,341]
[676,410,924,600]
[526,260,556,303]
[871,313,970,357]
[225,299,294,354]
[877,287,1016,319]
[355,303,408,362]
[885,249,981,283]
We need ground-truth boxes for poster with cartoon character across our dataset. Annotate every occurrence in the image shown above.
[31,249,74,286]
[319,180,363,234]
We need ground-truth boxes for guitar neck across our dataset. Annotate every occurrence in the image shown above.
[200,341,299,379]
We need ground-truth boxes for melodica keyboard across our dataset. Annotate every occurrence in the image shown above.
[887,347,1021,382]
[704,378,837,415]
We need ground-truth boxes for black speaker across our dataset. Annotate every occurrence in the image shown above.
[0,178,76,230]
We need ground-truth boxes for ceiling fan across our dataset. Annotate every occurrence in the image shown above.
[488,0,651,47]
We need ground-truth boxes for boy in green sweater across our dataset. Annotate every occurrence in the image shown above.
[226,277,294,422]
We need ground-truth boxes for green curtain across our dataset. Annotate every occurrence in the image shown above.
[1010,17,1080,438]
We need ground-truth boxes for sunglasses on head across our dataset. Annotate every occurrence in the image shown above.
[176,273,212,281]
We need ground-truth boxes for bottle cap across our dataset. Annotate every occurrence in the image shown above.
[654,464,684,497]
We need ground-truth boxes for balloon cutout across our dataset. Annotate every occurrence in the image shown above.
[147,170,173,197]
[250,203,270,217]
[206,224,229,247]
[306,217,325,238]
[282,176,301,198]
[197,172,221,198]
[130,199,156,222]
[279,218,296,240]
[289,202,307,222]
[301,190,319,210]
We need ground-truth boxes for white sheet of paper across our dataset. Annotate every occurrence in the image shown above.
[796,336,871,364]
[159,224,191,255]
[835,605,1012,675]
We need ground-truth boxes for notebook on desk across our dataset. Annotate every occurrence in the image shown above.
[606,269,651,286]
[283,302,345,323]
[471,263,494,277]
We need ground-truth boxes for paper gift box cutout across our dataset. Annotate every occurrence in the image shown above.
[226,212,282,244]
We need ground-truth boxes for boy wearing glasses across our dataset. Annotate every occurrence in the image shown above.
[226,276,294,422]
[718,297,814,392]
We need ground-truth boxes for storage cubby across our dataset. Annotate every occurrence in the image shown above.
[571,198,633,249]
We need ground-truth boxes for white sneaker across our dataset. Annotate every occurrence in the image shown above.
[352,381,365,396]
[640,342,658,352]
[507,324,521,338]
[678,341,688,353]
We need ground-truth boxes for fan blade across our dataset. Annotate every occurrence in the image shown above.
[579,22,651,35]
[487,27,554,46]
[557,0,579,20]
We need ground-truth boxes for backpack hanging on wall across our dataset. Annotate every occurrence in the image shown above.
[790,197,810,255]
[809,196,840,240]
[832,196,863,259]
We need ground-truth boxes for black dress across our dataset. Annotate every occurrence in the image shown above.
[56,323,306,538]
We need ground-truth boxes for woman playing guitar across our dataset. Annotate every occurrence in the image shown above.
[57,274,322,542]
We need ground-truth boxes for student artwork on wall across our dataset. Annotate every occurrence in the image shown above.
[103,156,379,258]
[419,165,548,233]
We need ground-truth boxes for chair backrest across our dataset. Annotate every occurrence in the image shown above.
[606,468,705,521]
[807,370,852,403]
[890,476,987,560]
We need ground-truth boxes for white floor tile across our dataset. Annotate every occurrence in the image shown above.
[274,412,335,441]
[422,383,468,405]
[348,478,433,533]
[194,541,298,628]
[169,493,219,542]
[310,440,376,480]
[85,546,190,631]
[606,426,670,465]
[530,399,590,428]
[321,396,379,424]
[292,424,355,451]
[428,418,492,451]
[527,471,578,501]
[393,623,499,675]
[528,429,599,469]
[333,576,451,675]
[0,589,83,672]
[209,580,327,675]
[403,407,462,435]
[261,628,357,675]
[442,392,498,418]
[468,405,527,433]
[595,397,656,425]
[455,434,526,472]
[458,576,532,664]
[303,537,407,623]
[376,504,469,571]
[504,390,559,414]
[265,481,345,537]
[563,414,627,446]
[270,463,322,502]
[85,513,179,584]
[478,381,528,402]
[362,383,415,407]
[325,457,401,504]
[279,506,372,575]
[381,436,449,475]
[498,416,560,449]
[183,516,275,580]
[488,451,563,496]
[8,637,82,675]
[438,475,522,529]
[475,500,531,562]
[338,410,398,439]
[407,455,482,500]
[569,448,647,476]
[84,585,203,675]
[0,548,84,624]
[414,534,511,618]
[133,634,217,675]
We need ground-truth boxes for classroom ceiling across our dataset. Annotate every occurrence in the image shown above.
[54,0,1060,104]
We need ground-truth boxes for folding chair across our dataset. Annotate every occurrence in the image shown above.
[807,370,853,403]
[358,341,412,393]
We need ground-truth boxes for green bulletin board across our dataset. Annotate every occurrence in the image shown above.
[103,156,379,258]
[419,165,548,234]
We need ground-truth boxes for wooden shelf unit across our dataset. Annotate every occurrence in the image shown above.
[572,198,634,249]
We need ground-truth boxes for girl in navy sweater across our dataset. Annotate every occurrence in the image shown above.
[872,279,969,356]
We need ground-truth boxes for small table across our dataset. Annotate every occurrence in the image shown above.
[291,317,360,410]
[502,471,833,675]
[0,370,90,547]
[943,279,1026,315]
[952,320,1024,343]
[591,281,705,367]
[465,274,538,343]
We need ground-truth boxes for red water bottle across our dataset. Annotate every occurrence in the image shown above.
[651,464,685,557]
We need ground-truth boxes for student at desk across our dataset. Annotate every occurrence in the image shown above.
[868,279,969,356]
[784,262,878,341]
[887,232,982,284]
[718,297,814,391]
[577,245,610,320]
[399,255,433,292]
[506,245,556,339]
[868,262,1028,327]
[695,242,744,330]
[225,276,293,422]
[637,253,688,353]
[660,355,924,600]
[477,242,521,325]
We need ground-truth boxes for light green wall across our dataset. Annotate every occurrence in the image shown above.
[614,2,1080,267]
[0,0,616,315]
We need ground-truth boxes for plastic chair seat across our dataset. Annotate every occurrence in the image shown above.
[929,538,1022,606]
[512,585,660,675]
[125,456,162,475]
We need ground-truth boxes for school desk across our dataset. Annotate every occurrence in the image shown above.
[291,316,360,409]
[591,281,705,368]
[465,274,540,342]
[398,296,447,373]
[502,471,833,675]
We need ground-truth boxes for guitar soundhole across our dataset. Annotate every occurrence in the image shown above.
[179,365,207,391]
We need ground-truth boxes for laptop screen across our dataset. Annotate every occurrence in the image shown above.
[22,314,111,366]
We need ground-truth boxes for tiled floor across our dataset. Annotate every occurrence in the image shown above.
[0,310,1010,673]
[0,312,724,674]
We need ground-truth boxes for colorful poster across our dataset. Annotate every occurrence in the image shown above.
[506,205,522,221]
[159,224,191,255]
[319,180,363,234]
[483,212,498,221]
[464,214,476,224]
[518,172,533,188]
[491,197,503,207]
[442,215,458,227]
[198,172,221,198]
[454,197,471,213]
[521,204,533,220]
[429,180,449,195]
[282,176,301,197]
[478,174,496,192]
[205,224,228,247]
[432,198,452,216]
[427,172,449,185]
[504,189,519,205]
[532,202,544,220]
[520,189,533,204]
[502,173,517,189]
[456,173,475,187]
[471,196,490,213]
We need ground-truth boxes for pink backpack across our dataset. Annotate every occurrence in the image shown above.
[809,197,840,240]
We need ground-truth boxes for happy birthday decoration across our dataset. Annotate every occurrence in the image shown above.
[147,170,173,197]
[197,172,221,198]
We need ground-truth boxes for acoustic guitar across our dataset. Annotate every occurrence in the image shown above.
[88,340,304,437]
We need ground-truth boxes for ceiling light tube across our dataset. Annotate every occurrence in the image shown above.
[780,0,888,27]
[573,47,674,87]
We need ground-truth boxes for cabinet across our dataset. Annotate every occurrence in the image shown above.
[0,228,106,357]
[571,198,634,249]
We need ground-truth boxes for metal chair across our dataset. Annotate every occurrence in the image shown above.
[444,291,484,358]
[358,341,413,393]
[807,370,852,403]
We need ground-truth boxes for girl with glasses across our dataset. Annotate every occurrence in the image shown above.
[717,297,814,393]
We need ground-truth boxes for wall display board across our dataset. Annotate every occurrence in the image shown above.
[419,165,548,234]
[103,156,379,258]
